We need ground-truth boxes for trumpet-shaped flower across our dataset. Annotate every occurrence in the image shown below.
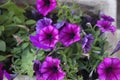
[100,14,114,22]
[40,56,66,80]
[36,17,52,33]
[97,58,120,80]
[36,0,57,16]
[30,25,59,50]
[96,20,116,34]
[59,23,80,47]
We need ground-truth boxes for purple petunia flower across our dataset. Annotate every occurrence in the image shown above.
[40,56,66,80]
[39,25,59,48]
[100,14,114,22]
[97,58,120,80]
[59,23,81,47]
[30,25,59,50]
[30,34,51,50]
[0,63,12,80]
[96,20,116,34]
[81,34,94,53]
[36,0,57,16]
[36,17,52,33]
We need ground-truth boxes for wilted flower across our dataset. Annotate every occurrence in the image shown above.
[40,56,66,80]
[81,15,99,30]
[59,23,81,47]
[39,25,59,48]
[96,20,116,34]
[81,34,94,53]
[30,34,51,50]
[36,17,52,33]
[54,20,66,29]
[111,41,120,55]
[97,58,120,80]
[33,60,41,72]
[100,14,114,22]
[36,0,57,16]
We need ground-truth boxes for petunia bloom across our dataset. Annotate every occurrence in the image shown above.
[39,25,59,48]
[97,58,120,80]
[40,56,66,80]
[36,0,57,16]
[96,20,116,34]
[30,34,51,50]
[59,23,81,47]
[81,34,94,53]
[36,17,52,33]
[0,63,13,80]
[100,14,114,22]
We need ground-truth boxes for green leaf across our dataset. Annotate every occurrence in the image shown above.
[25,20,36,25]
[0,55,5,61]
[0,26,4,31]
[21,42,29,50]
[0,40,6,52]
[13,16,22,23]
[21,50,36,76]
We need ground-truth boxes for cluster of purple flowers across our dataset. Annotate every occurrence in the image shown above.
[30,17,81,50]
[33,56,66,80]
[29,0,118,80]
[96,14,116,34]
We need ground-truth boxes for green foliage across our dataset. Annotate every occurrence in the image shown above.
[0,55,5,61]
[0,0,36,76]
[20,50,36,76]
[25,19,36,25]
[0,40,6,52]
[57,1,81,24]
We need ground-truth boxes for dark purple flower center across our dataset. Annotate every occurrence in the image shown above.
[44,0,50,6]
[46,34,53,40]
[103,24,108,29]
[106,67,113,73]
[51,66,58,73]
[70,33,75,39]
